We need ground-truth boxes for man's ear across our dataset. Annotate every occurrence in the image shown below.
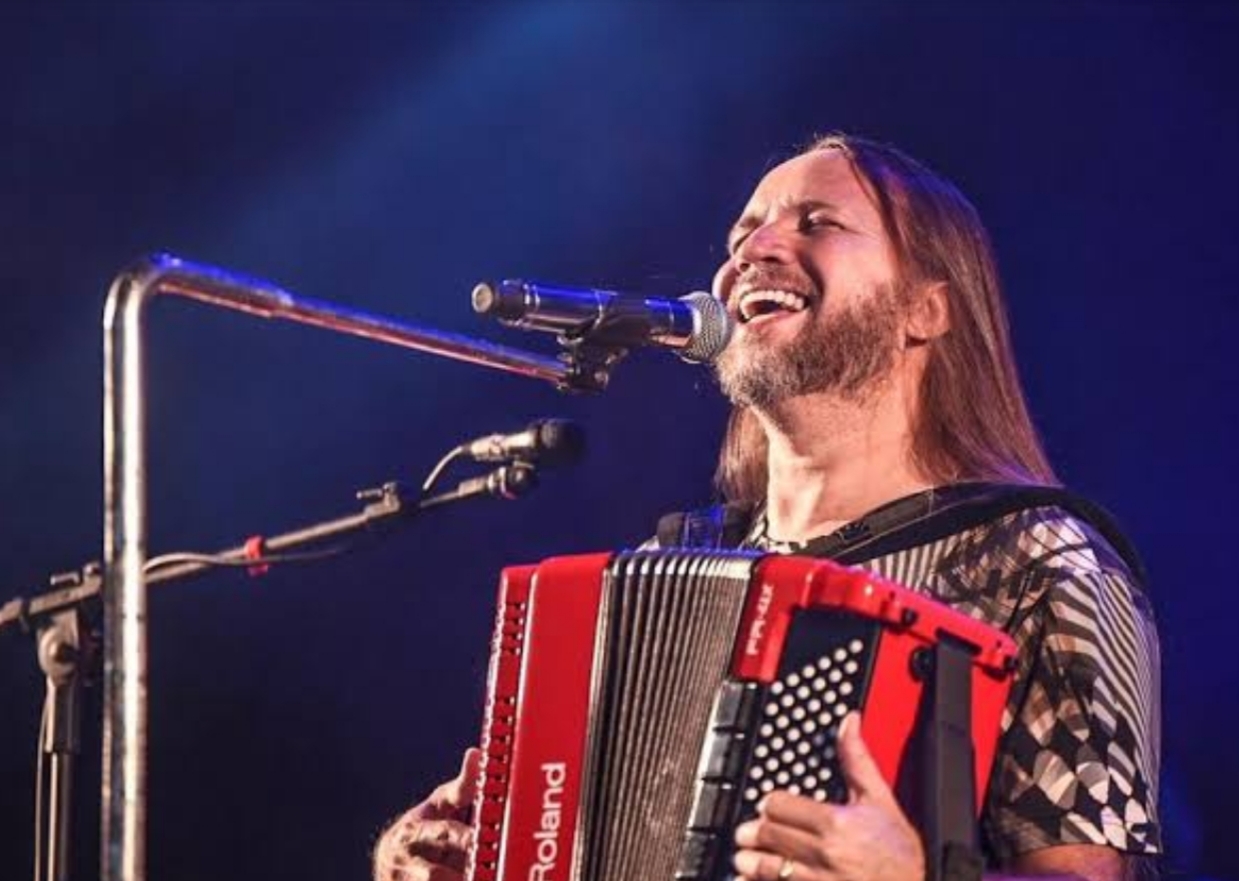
[904,281,951,344]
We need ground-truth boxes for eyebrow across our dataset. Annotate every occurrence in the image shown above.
[726,198,844,249]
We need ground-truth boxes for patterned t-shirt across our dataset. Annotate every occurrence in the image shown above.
[738,503,1161,865]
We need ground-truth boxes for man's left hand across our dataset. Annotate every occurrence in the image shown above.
[733,712,926,881]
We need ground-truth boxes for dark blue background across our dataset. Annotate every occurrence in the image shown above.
[1,3,1235,880]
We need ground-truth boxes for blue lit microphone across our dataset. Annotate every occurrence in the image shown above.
[472,280,733,364]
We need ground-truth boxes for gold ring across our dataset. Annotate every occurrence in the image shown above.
[777,858,796,880]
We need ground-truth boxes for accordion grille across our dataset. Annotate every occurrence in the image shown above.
[576,550,758,881]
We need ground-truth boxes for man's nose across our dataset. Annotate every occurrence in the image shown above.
[733,222,793,271]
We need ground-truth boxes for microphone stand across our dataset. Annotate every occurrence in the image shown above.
[97,253,633,881]
[0,461,539,881]
[34,605,89,881]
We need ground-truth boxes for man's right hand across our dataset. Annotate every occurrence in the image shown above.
[373,748,482,881]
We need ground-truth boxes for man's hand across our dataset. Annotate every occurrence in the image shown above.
[373,748,481,881]
[733,712,925,881]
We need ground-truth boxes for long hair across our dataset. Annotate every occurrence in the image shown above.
[715,134,1057,504]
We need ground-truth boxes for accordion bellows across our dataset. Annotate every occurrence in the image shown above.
[468,550,1017,881]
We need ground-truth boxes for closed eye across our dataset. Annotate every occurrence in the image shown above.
[727,226,754,256]
[726,204,845,255]
[800,213,843,233]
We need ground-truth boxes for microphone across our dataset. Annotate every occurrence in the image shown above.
[451,463,538,501]
[471,280,733,364]
[461,418,586,466]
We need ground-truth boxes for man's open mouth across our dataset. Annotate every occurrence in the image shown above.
[737,289,810,323]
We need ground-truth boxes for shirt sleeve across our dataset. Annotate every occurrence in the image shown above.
[982,558,1162,863]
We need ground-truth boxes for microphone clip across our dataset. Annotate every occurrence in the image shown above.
[419,461,539,509]
[555,336,631,393]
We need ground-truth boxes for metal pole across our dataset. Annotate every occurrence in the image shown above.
[101,263,154,881]
[100,254,577,881]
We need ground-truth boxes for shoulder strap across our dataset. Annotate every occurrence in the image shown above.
[655,503,754,551]
[826,483,1148,588]
[657,484,1146,588]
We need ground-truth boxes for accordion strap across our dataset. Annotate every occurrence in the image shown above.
[657,482,1147,588]
[655,502,753,551]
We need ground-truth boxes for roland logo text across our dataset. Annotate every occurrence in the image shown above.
[528,762,566,881]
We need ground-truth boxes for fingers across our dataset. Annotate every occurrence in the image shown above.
[733,724,921,881]
[374,815,472,881]
[397,818,472,869]
[735,813,829,863]
[733,792,836,881]
[835,713,893,806]
[373,750,484,881]
[756,790,840,837]
[733,848,795,880]
[378,854,468,881]
[733,848,828,881]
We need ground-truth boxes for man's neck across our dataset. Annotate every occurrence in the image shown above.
[758,384,934,544]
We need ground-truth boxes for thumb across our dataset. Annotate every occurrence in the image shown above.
[836,712,894,805]
[433,747,482,820]
[458,746,483,806]
[452,747,483,811]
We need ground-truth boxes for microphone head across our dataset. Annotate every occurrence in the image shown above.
[472,281,522,318]
[679,291,733,364]
[472,280,536,323]
[471,282,499,315]
[531,418,586,466]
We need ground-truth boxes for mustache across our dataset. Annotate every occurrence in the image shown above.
[731,267,819,299]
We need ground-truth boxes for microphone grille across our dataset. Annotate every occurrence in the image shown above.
[534,418,587,466]
[470,282,499,315]
[679,291,734,364]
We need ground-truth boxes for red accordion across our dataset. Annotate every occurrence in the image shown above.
[467,550,1018,881]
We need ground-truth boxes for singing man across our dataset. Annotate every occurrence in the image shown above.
[372,134,1160,881]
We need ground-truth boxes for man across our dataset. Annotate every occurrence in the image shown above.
[372,135,1160,881]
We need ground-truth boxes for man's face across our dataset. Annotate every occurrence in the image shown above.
[713,149,907,409]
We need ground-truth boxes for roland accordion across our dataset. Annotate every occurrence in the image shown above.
[467,550,1018,881]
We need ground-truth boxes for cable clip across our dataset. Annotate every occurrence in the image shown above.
[243,536,269,577]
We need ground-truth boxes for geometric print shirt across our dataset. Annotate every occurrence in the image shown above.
[739,503,1162,866]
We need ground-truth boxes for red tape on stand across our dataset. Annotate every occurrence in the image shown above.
[243,536,269,577]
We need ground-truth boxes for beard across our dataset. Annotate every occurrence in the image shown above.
[715,282,904,410]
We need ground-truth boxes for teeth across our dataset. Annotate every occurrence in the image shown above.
[738,289,809,322]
